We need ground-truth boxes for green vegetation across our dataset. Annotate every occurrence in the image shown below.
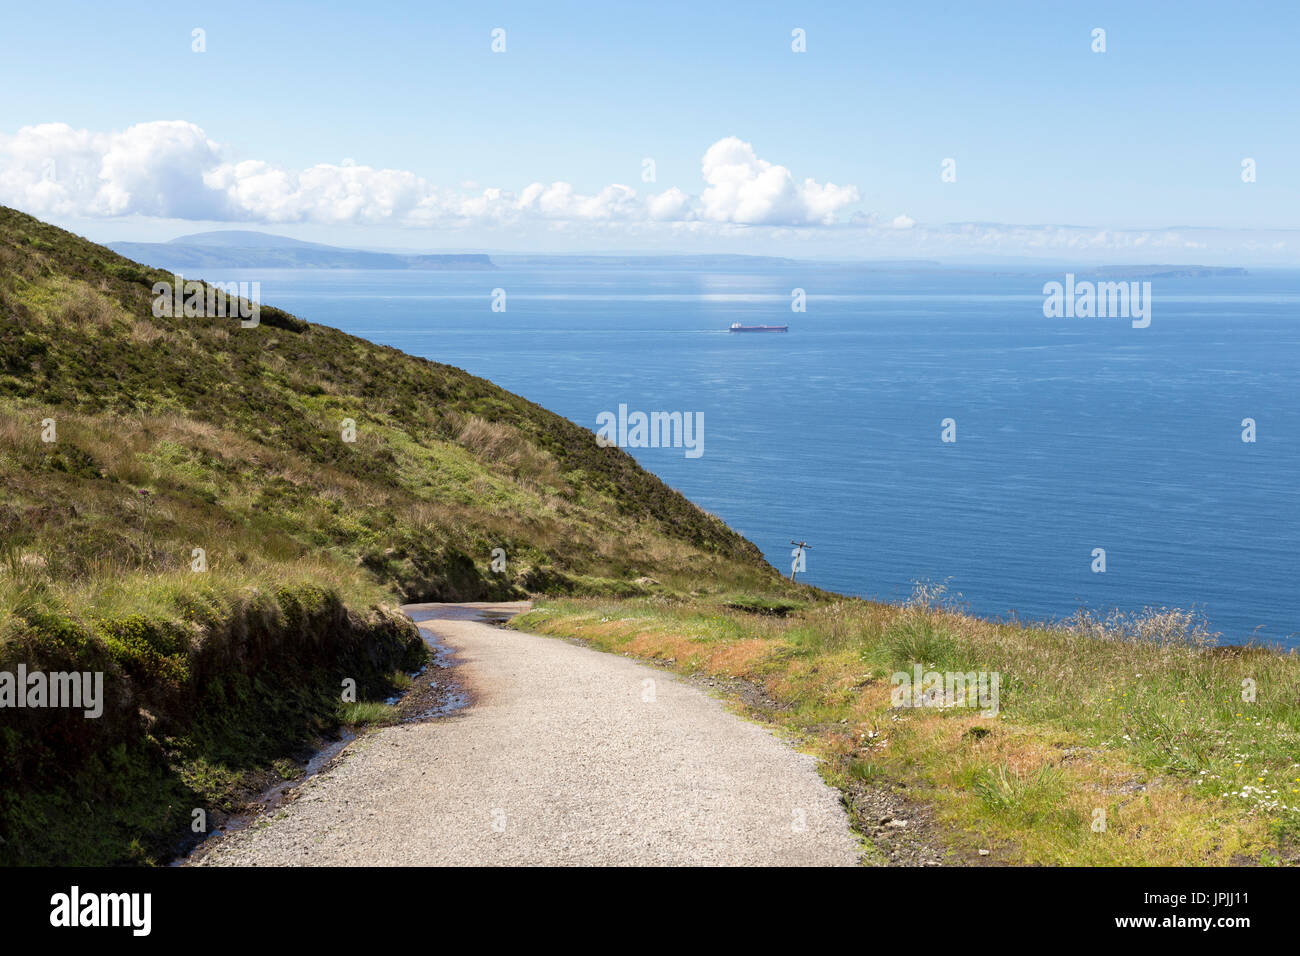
[515,587,1300,865]
[337,701,397,726]
[0,206,781,863]
[1,580,422,865]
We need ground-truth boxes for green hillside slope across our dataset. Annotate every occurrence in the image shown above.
[0,206,781,863]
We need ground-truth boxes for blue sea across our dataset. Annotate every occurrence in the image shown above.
[229,263,1300,647]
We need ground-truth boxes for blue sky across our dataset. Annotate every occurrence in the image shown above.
[2,0,1297,261]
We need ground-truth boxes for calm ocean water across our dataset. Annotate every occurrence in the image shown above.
[228,264,1300,647]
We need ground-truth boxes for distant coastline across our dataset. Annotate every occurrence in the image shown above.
[109,230,495,271]
[107,230,1256,278]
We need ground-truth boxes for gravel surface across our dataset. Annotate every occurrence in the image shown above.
[197,602,861,866]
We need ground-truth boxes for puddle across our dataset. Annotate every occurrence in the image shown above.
[405,605,518,627]
[401,688,470,722]
[173,729,355,865]
[398,606,508,721]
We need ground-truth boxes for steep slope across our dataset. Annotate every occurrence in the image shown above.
[0,206,768,595]
[0,206,781,863]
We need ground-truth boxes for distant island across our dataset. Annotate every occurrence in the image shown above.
[108,230,496,271]
[103,232,1254,280]
[1081,264,1249,279]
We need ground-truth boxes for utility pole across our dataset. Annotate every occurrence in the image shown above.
[789,540,811,581]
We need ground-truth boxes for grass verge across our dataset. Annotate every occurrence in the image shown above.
[513,586,1300,866]
[0,575,425,865]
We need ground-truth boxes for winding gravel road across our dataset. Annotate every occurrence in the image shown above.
[197,602,860,866]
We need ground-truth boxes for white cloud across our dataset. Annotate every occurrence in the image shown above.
[514,181,642,221]
[203,159,429,224]
[0,121,224,220]
[7,123,1282,261]
[698,136,859,225]
[0,123,861,231]
[646,186,690,221]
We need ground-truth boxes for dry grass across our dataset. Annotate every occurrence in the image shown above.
[457,414,565,489]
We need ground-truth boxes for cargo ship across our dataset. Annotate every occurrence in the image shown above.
[729,322,788,332]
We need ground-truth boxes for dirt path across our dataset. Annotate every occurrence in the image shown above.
[196,602,860,866]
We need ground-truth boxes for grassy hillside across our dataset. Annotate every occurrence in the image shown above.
[0,206,784,863]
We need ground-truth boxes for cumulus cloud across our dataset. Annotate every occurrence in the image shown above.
[514,181,643,221]
[203,159,430,224]
[0,123,861,231]
[10,123,1264,259]
[0,121,224,219]
[698,137,859,225]
[644,186,688,221]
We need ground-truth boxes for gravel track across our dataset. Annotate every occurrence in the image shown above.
[197,602,860,866]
